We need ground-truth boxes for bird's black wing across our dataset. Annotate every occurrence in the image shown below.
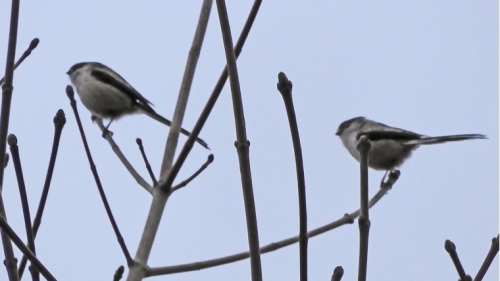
[357,130,422,141]
[91,68,155,111]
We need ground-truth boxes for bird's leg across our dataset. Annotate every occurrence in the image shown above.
[102,118,114,138]
[91,115,115,137]
[104,119,114,131]
[380,170,389,188]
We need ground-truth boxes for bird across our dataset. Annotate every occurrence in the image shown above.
[336,116,486,172]
[67,62,209,149]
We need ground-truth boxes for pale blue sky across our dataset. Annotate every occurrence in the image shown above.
[0,1,498,280]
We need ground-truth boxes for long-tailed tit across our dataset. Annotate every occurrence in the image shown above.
[336,117,486,171]
[67,62,209,149]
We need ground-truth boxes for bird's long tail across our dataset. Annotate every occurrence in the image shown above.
[406,134,487,145]
[142,110,210,150]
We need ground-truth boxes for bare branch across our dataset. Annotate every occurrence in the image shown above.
[128,2,214,280]
[474,235,498,281]
[146,177,398,276]
[0,38,39,86]
[216,1,263,279]
[136,138,158,186]
[0,216,55,281]
[171,154,214,193]
[8,135,40,281]
[445,239,472,281]
[162,0,263,190]
[95,119,153,194]
[357,136,371,281]
[0,1,22,279]
[276,72,308,281]
[158,0,213,186]
[18,109,65,277]
[66,86,134,266]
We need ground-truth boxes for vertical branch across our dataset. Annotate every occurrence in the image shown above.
[215,1,262,280]
[162,0,262,190]
[8,135,40,281]
[276,72,308,281]
[159,0,213,181]
[0,1,21,280]
[128,2,213,280]
[18,109,65,278]
[357,136,371,281]
[66,87,133,266]
[131,0,264,277]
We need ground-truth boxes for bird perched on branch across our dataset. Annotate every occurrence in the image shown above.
[336,116,486,172]
[67,62,209,149]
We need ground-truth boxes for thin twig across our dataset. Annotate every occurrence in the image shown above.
[171,154,214,192]
[0,215,56,281]
[18,109,66,278]
[216,1,262,280]
[445,239,472,281]
[0,38,39,86]
[276,72,308,281]
[474,235,499,281]
[8,135,40,281]
[95,119,153,194]
[0,1,22,280]
[146,177,398,276]
[136,138,158,186]
[66,86,134,266]
[128,2,213,280]
[357,136,371,281]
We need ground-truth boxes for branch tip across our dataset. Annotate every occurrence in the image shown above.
[65,85,75,100]
[331,266,344,281]
[116,265,124,275]
[7,134,17,146]
[276,72,292,95]
[29,38,40,51]
[53,109,66,126]
[445,239,456,252]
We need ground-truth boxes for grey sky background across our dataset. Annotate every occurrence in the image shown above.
[0,1,498,280]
